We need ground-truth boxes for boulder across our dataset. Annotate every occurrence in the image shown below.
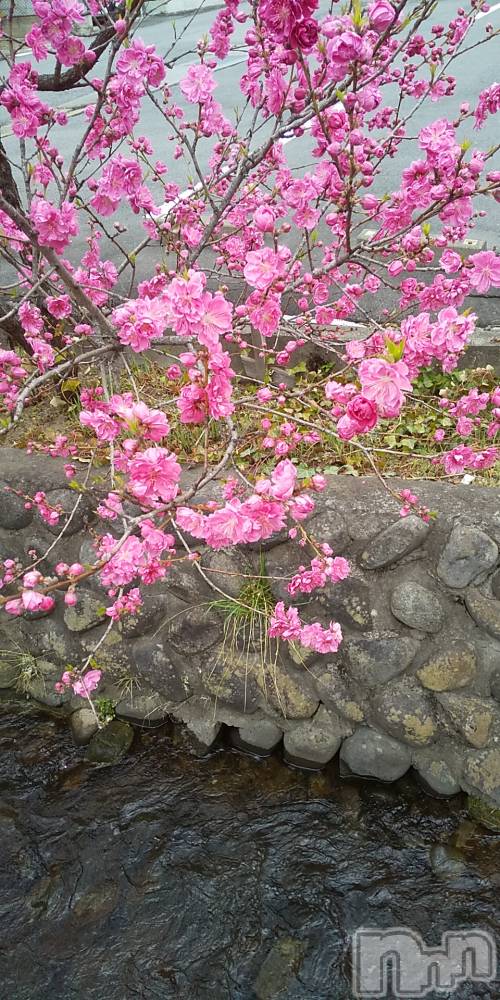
[412,745,462,796]
[437,525,498,589]
[283,705,350,767]
[360,515,430,569]
[437,694,497,749]
[465,587,500,641]
[390,581,444,633]
[372,676,438,746]
[86,720,133,763]
[70,707,99,745]
[344,634,420,686]
[416,643,476,692]
[340,727,411,782]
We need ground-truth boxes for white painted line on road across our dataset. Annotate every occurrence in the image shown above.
[476,2,500,17]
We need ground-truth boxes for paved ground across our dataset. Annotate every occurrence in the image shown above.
[1,0,499,321]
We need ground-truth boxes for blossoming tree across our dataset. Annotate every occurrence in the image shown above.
[0,0,499,705]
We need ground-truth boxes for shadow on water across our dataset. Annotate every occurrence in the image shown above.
[0,693,498,1000]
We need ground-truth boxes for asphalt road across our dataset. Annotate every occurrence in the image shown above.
[1,0,499,321]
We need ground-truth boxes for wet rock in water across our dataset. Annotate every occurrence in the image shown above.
[340,726,411,782]
[390,581,444,633]
[360,515,430,569]
[283,705,351,767]
[412,745,462,797]
[416,643,476,692]
[467,795,500,832]
[183,717,221,748]
[429,844,467,879]
[70,707,99,746]
[344,635,420,686]
[372,676,437,746]
[437,525,498,589]
[72,883,120,924]
[237,718,282,753]
[115,691,171,726]
[86,720,133,764]
[463,747,500,805]
[465,587,500,641]
[436,694,496,749]
[254,937,305,1000]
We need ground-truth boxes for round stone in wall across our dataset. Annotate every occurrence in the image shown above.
[390,581,444,633]
[360,515,430,570]
[416,642,476,692]
[340,726,411,782]
[465,587,500,641]
[0,481,33,530]
[437,525,498,589]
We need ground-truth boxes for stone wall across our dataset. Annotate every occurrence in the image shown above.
[1,449,500,824]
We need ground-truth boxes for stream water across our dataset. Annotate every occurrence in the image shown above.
[0,694,499,1000]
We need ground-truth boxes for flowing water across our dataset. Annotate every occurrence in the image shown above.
[0,693,499,1000]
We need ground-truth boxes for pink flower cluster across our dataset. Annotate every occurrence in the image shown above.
[80,393,170,442]
[30,197,78,254]
[288,555,350,596]
[269,601,343,654]
[97,522,176,589]
[0,63,50,137]
[0,350,27,411]
[55,668,102,698]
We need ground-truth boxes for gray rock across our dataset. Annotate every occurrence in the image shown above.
[26,659,69,707]
[436,693,497,749]
[490,669,500,702]
[340,727,412,782]
[70,707,99,745]
[44,488,91,537]
[87,720,134,764]
[463,748,500,806]
[64,590,106,633]
[465,587,500,641]
[115,692,171,726]
[130,639,193,704]
[310,661,365,722]
[390,581,444,633]
[429,845,467,879]
[416,643,476,692]
[283,705,350,766]
[344,635,420,686]
[238,718,282,752]
[491,569,500,600]
[254,938,305,1000]
[372,676,438,746]
[412,745,462,796]
[184,717,221,748]
[318,578,373,632]
[437,525,498,589]
[0,481,33,529]
[360,515,430,570]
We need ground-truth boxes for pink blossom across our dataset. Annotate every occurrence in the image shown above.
[368,0,396,32]
[268,601,302,641]
[72,669,102,698]
[30,197,78,253]
[243,247,289,290]
[299,620,343,653]
[359,359,412,418]
[269,459,297,500]
[468,251,500,294]
[180,64,216,103]
[128,448,181,504]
